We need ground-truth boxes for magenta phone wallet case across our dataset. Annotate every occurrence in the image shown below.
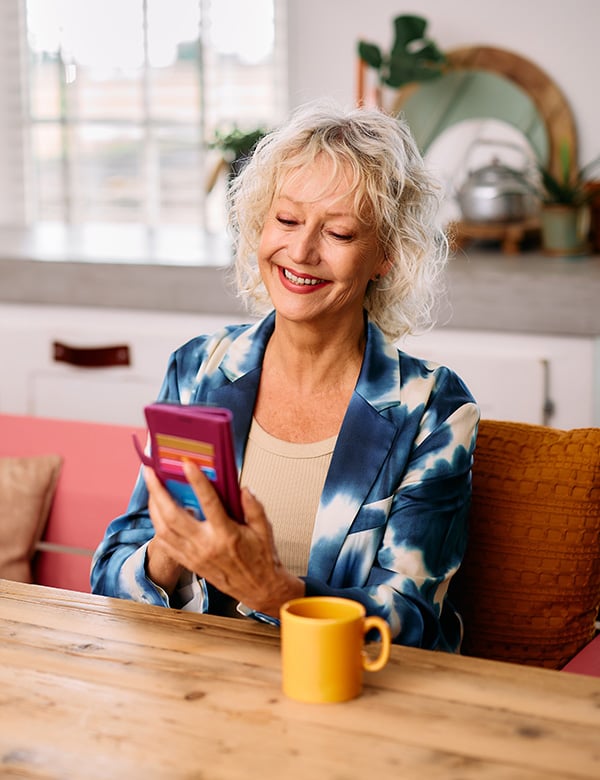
[133,402,243,523]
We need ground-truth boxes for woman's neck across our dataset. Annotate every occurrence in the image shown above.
[253,314,367,442]
[266,313,366,394]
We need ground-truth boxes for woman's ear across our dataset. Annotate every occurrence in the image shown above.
[372,257,392,281]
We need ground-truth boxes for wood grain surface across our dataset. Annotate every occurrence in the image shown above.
[1,580,599,779]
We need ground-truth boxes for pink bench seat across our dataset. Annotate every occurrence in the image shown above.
[562,634,600,677]
[0,414,145,592]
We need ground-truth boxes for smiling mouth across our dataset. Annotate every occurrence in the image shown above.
[282,267,327,286]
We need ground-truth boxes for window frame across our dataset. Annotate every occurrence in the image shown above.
[0,0,288,266]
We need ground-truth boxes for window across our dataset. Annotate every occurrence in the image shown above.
[2,0,286,240]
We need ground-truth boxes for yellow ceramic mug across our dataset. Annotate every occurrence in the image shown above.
[280,596,391,703]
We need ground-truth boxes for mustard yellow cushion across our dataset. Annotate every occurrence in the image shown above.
[450,420,600,669]
[0,455,62,583]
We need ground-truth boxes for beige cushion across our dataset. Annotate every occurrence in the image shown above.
[0,454,63,583]
[449,420,600,670]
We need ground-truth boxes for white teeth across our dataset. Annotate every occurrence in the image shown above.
[283,268,325,286]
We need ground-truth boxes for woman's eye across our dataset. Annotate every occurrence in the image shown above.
[330,231,353,241]
[276,216,296,226]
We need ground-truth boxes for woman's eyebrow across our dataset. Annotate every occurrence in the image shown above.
[276,195,355,219]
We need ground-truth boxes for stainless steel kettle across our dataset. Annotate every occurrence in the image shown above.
[457,142,538,223]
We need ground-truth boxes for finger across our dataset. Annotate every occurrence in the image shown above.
[144,466,198,542]
[182,459,232,528]
[143,465,171,506]
[241,487,281,565]
[241,486,270,532]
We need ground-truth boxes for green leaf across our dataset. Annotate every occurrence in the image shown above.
[209,127,268,158]
[523,141,600,204]
[416,41,446,63]
[358,13,445,88]
[558,140,572,186]
[391,14,427,51]
[357,41,382,70]
[386,55,443,87]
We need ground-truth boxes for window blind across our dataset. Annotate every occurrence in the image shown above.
[0,0,287,234]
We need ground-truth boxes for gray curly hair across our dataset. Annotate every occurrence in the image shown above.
[227,100,448,341]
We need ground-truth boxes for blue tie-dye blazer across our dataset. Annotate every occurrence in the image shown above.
[91,311,479,651]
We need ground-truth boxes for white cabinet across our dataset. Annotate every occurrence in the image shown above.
[1,303,598,429]
[400,329,599,429]
[0,303,249,426]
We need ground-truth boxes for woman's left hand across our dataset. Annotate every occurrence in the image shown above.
[143,462,304,616]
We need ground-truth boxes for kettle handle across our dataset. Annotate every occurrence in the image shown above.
[463,137,533,172]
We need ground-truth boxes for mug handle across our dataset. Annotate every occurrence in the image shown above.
[361,616,391,672]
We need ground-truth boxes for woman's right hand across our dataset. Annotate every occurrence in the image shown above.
[143,462,304,616]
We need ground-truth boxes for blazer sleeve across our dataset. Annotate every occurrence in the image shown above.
[90,323,248,605]
[90,348,189,604]
[90,320,257,606]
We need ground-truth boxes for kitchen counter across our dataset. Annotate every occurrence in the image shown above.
[441,249,600,337]
[1,230,600,337]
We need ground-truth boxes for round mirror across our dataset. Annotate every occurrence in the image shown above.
[357,46,578,236]
[389,46,577,180]
[396,70,549,163]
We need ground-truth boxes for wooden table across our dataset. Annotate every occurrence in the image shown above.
[1,580,599,779]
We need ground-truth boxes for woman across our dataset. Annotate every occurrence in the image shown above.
[91,101,479,651]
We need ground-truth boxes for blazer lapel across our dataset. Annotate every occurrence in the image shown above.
[207,372,260,472]
[307,320,402,581]
[203,312,275,472]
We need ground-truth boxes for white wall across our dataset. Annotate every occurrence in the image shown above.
[286,0,600,166]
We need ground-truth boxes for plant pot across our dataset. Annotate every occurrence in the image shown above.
[540,204,591,257]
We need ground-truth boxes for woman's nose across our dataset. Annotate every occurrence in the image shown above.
[287,227,319,265]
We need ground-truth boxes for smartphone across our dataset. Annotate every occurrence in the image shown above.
[133,402,243,523]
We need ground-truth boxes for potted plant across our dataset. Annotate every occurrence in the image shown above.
[357,14,446,100]
[206,126,269,192]
[528,141,600,256]
[210,126,268,173]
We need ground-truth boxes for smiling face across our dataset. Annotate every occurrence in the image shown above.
[257,155,388,331]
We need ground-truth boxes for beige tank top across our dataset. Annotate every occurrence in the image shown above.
[240,417,337,576]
